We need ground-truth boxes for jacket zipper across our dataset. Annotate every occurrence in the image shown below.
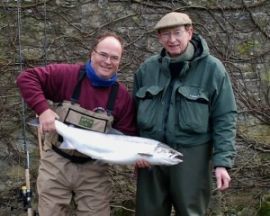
[162,78,176,144]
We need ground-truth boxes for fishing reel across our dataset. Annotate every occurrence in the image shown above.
[19,185,39,215]
[19,185,32,209]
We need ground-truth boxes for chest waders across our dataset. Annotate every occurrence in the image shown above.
[43,67,119,163]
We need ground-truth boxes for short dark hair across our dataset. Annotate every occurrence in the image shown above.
[90,32,124,53]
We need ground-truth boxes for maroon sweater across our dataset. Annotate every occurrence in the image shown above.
[16,63,136,135]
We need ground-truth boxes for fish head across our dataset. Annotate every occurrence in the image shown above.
[152,143,183,165]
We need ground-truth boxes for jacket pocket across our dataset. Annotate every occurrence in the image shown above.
[135,86,164,131]
[176,86,210,133]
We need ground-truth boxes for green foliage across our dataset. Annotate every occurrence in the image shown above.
[262,70,270,85]
[236,40,256,56]
[259,194,270,216]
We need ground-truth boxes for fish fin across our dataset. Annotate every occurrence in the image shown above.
[137,153,153,157]
[27,118,40,127]
[107,128,124,135]
[59,139,76,150]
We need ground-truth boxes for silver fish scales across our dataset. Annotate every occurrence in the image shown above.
[55,121,183,165]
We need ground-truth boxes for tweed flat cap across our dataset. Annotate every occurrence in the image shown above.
[154,12,192,30]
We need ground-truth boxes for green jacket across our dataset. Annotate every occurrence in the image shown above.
[133,34,237,168]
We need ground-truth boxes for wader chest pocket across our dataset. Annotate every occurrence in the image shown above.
[64,106,113,133]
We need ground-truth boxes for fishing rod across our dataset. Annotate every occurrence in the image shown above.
[16,0,33,215]
[17,0,49,215]
[36,0,49,160]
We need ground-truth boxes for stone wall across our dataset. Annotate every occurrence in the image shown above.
[0,0,269,215]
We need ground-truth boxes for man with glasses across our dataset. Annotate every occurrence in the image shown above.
[133,12,237,216]
[17,32,136,216]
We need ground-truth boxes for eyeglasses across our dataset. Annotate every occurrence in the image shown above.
[93,49,120,63]
[160,29,186,40]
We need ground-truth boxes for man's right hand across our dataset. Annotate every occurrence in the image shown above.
[39,109,59,133]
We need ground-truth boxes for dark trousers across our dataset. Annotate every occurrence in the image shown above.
[135,144,212,216]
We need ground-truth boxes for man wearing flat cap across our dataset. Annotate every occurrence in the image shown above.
[133,12,237,216]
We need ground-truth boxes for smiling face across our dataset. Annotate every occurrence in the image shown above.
[158,25,193,57]
[90,36,123,79]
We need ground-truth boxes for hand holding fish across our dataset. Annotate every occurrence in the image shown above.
[135,160,151,168]
[38,109,59,133]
